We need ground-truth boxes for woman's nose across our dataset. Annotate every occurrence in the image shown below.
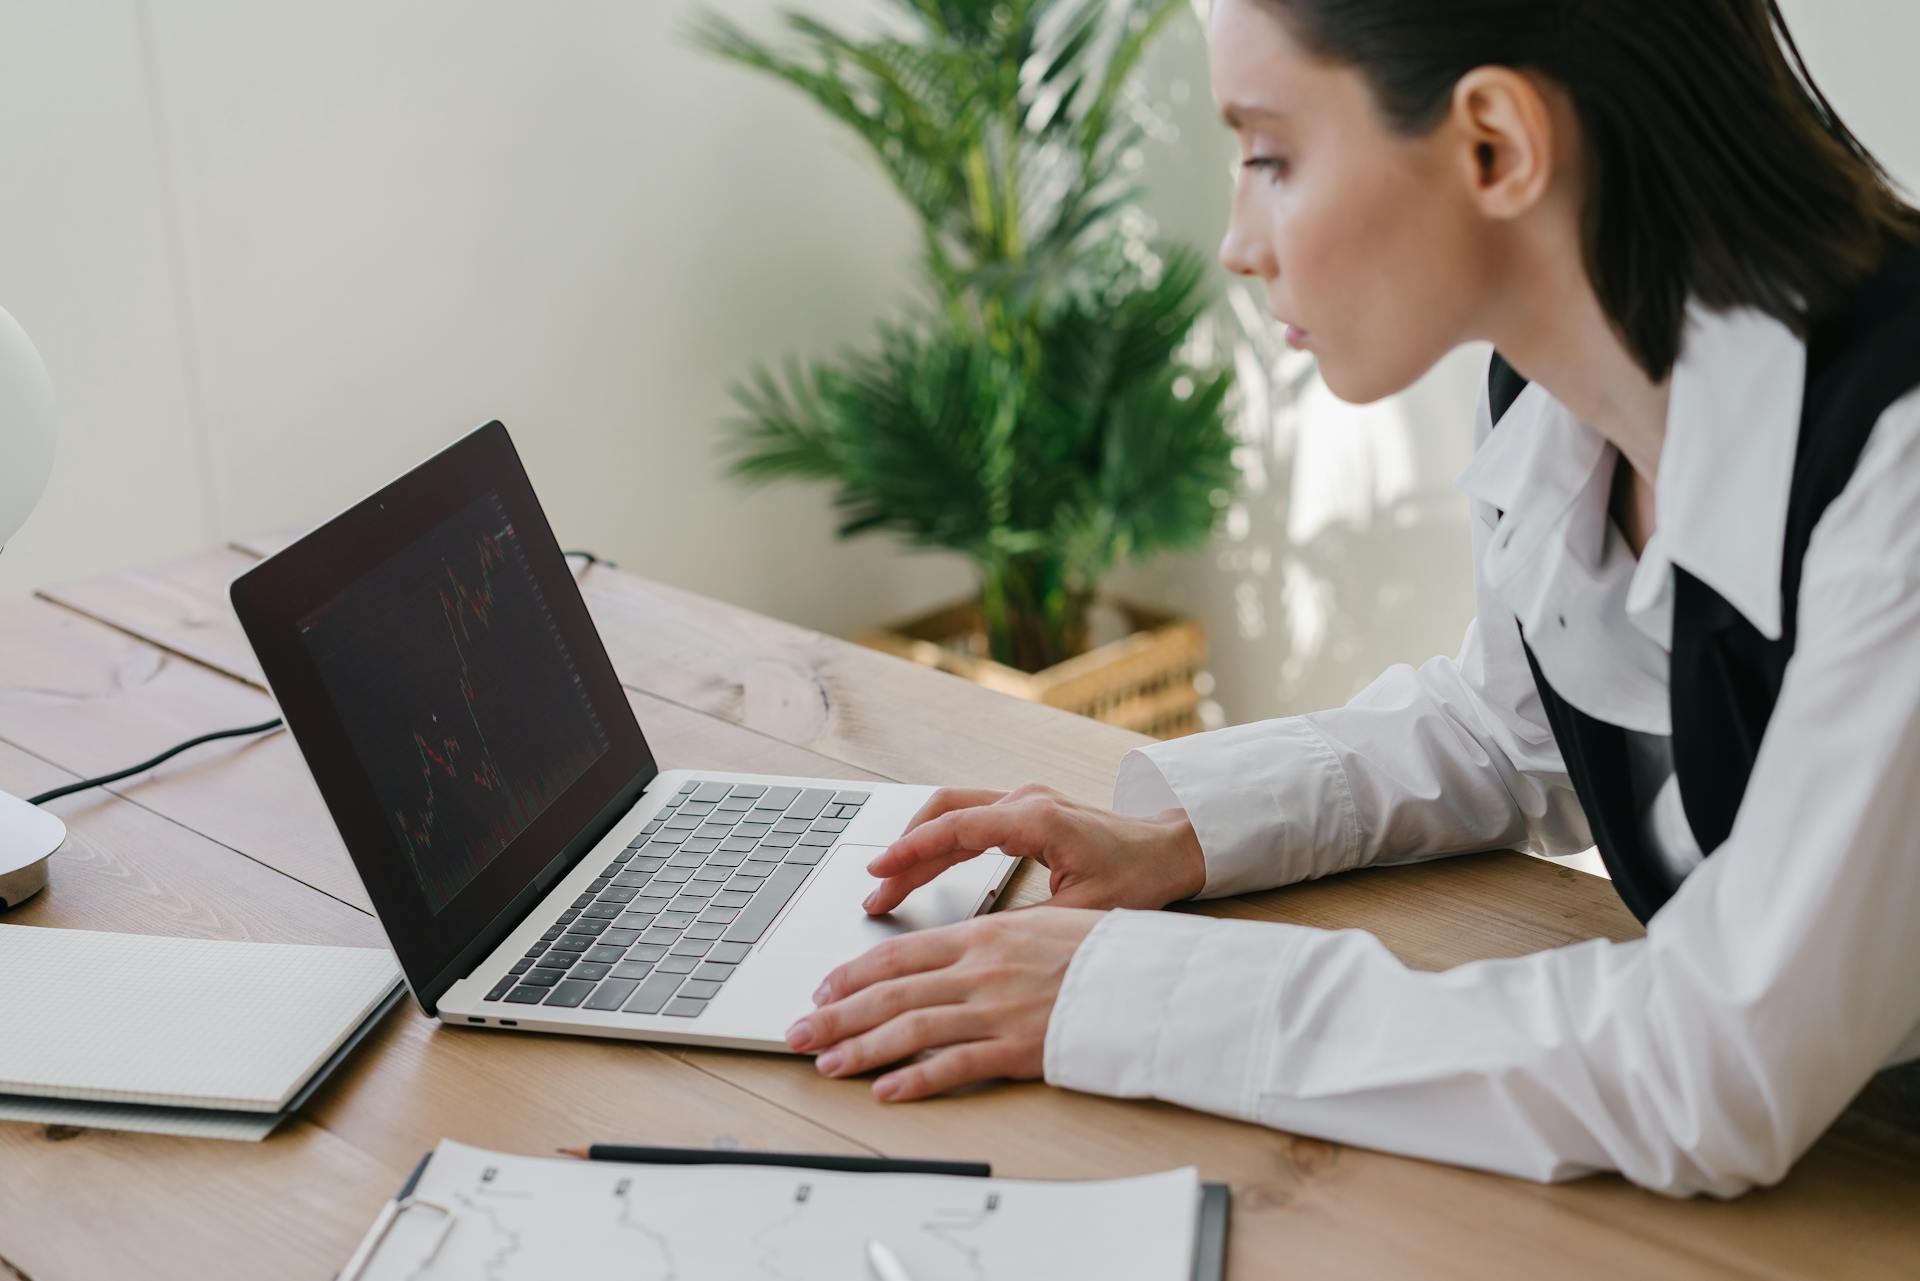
[1217,221,1272,281]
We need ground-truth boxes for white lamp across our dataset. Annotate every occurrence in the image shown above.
[0,303,64,909]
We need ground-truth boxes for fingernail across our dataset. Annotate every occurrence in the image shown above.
[861,891,877,911]
[785,1019,812,1050]
[874,1077,900,1101]
[811,982,832,1005]
[816,1049,844,1075]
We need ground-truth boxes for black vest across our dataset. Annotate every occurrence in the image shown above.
[1491,248,1920,924]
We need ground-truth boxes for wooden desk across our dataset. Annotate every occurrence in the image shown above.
[2,536,1915,1279]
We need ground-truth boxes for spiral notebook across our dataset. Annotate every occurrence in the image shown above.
[0,924,401,1112]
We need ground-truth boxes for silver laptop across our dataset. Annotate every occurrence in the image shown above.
[231,421,1015,1050]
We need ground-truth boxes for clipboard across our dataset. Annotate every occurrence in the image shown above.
[339,1145,1231,1280]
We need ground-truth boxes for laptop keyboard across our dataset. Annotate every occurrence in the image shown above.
[482,781,869,1018]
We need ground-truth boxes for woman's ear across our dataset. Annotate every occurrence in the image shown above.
[1448,66,1557,220]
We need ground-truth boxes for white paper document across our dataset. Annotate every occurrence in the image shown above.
[347,1140,1202,1281]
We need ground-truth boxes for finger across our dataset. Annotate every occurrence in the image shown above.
[863,846,984,915]
[867,800,1055,879]
[812,921,970,1006]
[812,1002,990,1078]
[897,787,1005,842]
[873,1041,1017,1102]
[788,969,968,1052]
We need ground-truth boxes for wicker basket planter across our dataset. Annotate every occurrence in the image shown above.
[857,598,1207,739]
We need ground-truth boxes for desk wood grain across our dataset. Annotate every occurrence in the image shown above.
[3,540,1915,1280]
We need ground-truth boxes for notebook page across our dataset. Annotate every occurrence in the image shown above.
[0,925,400,1111]
[350,1139,1201,1281]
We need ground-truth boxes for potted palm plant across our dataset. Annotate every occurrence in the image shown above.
[692,0,1237,737]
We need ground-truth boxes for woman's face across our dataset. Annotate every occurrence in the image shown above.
[1209,0,1500,403]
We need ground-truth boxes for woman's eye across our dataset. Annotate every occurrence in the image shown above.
[1239,156,1290,184]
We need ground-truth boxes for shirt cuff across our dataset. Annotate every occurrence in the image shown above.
[1043,908,1307,1114]
[1110,717,1359,898]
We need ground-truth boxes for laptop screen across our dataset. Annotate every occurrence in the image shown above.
[231,422,656,1014]
[299,490,611,916]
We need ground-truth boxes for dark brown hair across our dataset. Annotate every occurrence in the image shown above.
[1261,0,1920,379]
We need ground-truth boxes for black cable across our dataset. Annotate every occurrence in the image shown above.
[27,719,285,807]
[28,550,613,809]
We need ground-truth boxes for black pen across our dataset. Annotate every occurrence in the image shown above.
[558,1144,990,1178]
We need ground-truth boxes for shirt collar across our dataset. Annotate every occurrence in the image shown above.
[1458,301,1805,641]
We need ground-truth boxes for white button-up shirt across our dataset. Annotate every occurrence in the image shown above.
[1041,302,1920,1197]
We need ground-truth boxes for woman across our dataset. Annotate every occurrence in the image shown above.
[784,0,1920,1196]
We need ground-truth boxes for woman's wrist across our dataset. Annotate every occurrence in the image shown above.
[1154,806,1208,901]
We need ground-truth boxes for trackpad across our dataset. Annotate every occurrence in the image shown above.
[761,844,1010,976]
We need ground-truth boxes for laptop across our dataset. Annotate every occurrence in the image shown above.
[230,420,1016,1050]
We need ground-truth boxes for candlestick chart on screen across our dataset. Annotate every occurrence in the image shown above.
[300,492,609,914]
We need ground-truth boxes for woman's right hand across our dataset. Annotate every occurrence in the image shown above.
[860,783,1207,915]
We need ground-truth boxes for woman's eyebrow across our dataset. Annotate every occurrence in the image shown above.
[1220,101,1287,129]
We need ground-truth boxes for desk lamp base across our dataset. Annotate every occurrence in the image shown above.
[0,789,62,910]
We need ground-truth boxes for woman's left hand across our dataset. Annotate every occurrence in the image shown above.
[786,906,1105,1101]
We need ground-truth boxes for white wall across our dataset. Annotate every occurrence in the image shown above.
[0,0,975,631]
[2,0,1914,731]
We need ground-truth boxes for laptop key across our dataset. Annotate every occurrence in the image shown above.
[667,851,704,869]
[505,985,549,1003]
[788,789,835,820]
[663,997,708,1018]
[730,783,768,799]
[526,940,550,957]
[585,977,642,1010]
[761,785,801,809]
[678,979,723,1000]
[711,889,753,909]
[783,845,826,866]
[832,790,871,805]
[681,838,720,855]
[706,941,752,965]
[691,961,736,983]
[584,945,626,964]
[693,781,732,803]
[486,977,517,1001]
[519,970,562,988]
[742,859,781,876]
[571,961,614,981]
[758,832,798,849]
[616,912,657,930]
[658,954,699,973]
[773,817,811,835]
[581,902,623,919]
[678,881,721,898]
[697,906,739,924]
[634,855,669,871]
[572,893,595,909]
[573,916,612,934]
[535,953,572,971]
[689,865,729,883]
[650,829,689,845]
[655,910,697,929]
[544,978,597,1007]
[811,818,848,833]
[719,836,758,854]
[509,958,533,975]
[669,937,713,958]
[622,971,687,1014]
[558,909,579,923]
[641,926,682,945]
[610,960,654,980]
[624,942,669,962]
[602,927,642,948]
[612,870,650,888]
[653,867,693,884]
[795,831,835,847]
[684,922,725,940]
[722,863,811,943]
[705,851,745,868]
[549,935,591,953]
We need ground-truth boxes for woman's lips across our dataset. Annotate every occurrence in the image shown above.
[1283,324,1311,351]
